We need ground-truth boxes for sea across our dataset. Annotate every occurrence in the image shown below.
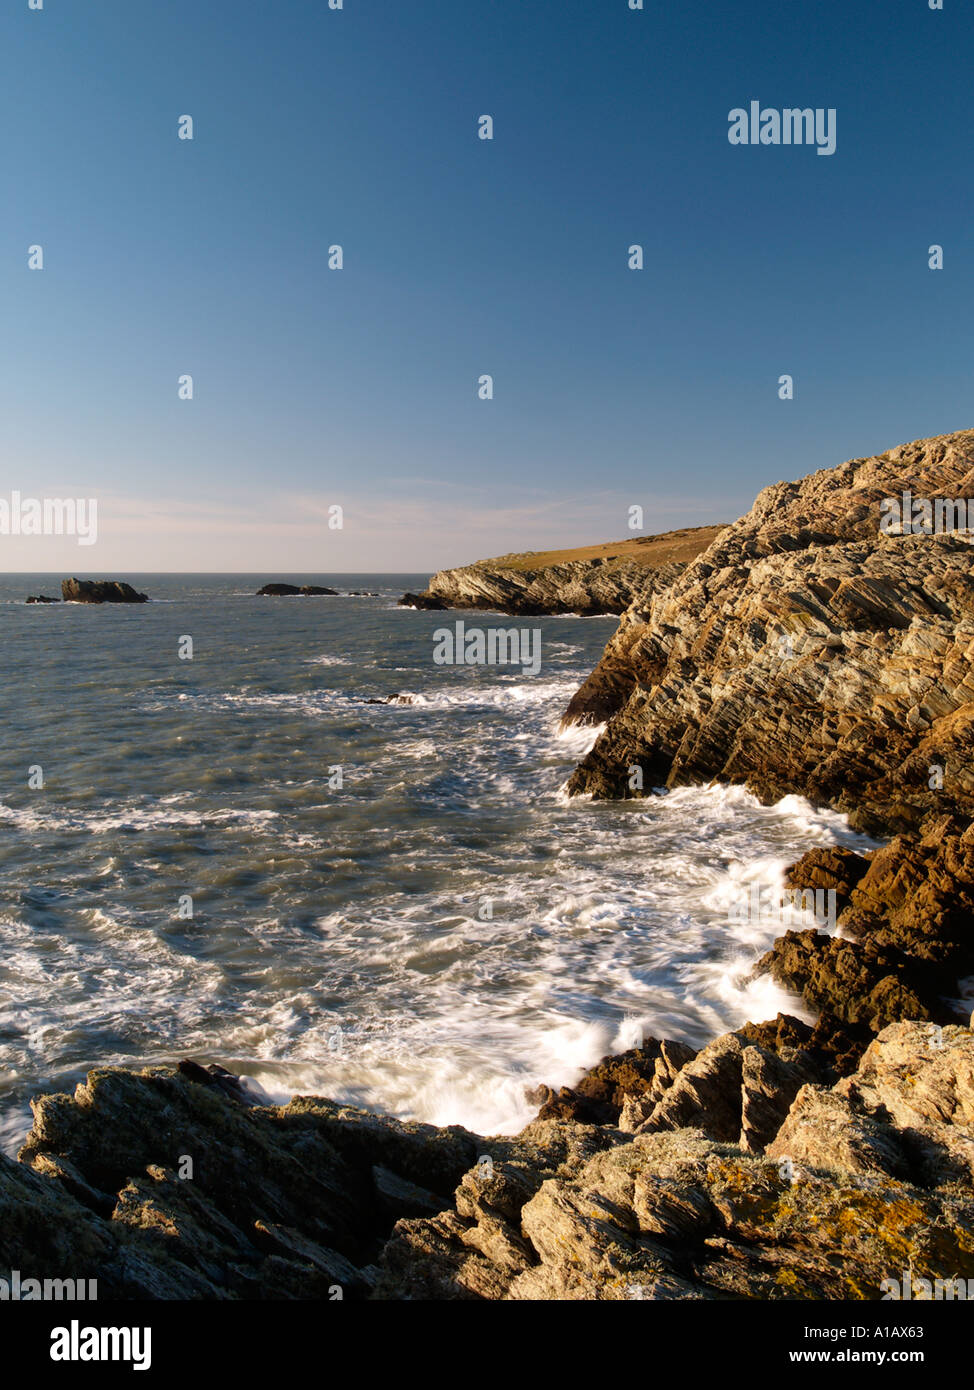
[0,574,878,1154]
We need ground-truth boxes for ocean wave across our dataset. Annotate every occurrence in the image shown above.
[0,799,279,835]
[0,592,878,1143]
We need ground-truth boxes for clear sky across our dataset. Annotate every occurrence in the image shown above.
[1,0,970,572]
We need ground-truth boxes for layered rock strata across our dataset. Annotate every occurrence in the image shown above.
[400,527,724,616]
[564,430,974,837]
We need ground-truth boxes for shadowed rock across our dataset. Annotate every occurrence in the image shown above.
[754,817,974,1035]
[399,591,448,610]
[61,578,148,603]
[257,583,337,596]
[532,1039,698,1126]
[8,1062,483,1298]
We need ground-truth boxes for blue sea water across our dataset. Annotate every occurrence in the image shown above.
[0,574,875,1152]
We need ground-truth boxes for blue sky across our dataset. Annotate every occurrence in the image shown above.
[1,0,970,571]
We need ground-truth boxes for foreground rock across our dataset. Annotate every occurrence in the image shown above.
[61,578,148,604]
[378,1021,974,1299]
[26,594,60,604]
[399,527,723,617]
[4,1023,971,1300]
[257,583,338,596]
[6,1061,482,1298]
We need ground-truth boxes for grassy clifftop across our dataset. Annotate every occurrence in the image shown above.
[477,525,726,573]
[401,524,728,616]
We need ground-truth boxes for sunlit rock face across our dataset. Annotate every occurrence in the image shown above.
[565,428,974,839]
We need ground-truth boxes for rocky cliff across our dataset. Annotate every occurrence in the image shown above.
[399,527,724,616]
[564,429,974,835]
[559,429,974,1061]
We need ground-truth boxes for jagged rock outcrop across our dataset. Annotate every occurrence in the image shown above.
[754,815,974,1032]
[539,1028,821,1152]
[4,1024,972,1300]
[5,1061,482,1299]
[61,578,148,603]
[562,610,656,723]
[399,527,723,617]
[400,591,447,610]
[374,1121,621,1299]
[560,430,974,1048]
[532,1038,696,1126]
[767,1021,974,1188]
[564,428,974,837]
[407,556,683,617]
[377,1021,974,1300]
[630,1034,821,1154]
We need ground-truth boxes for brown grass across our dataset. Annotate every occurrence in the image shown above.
[475,525,727,573]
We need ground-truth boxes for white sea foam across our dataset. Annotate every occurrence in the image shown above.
[0,800,279,834]
[0,592,881,1148]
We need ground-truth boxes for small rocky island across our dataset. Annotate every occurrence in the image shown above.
[60,578,148,603]
[257,582,338,596]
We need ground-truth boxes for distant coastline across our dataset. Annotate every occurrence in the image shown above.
[399,525,725,616]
